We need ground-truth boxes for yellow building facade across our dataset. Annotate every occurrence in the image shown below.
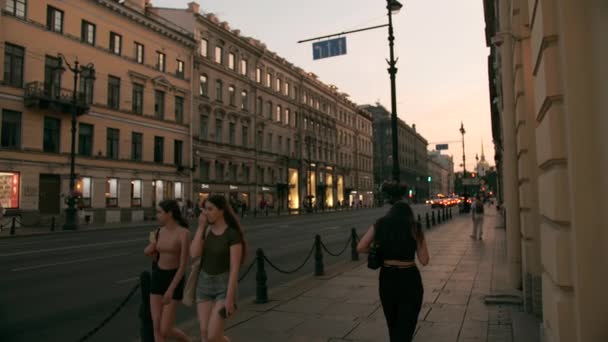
[484,0,608,341]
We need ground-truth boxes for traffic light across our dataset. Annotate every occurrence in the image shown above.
[427,176,432,182]
[408,189,413,198]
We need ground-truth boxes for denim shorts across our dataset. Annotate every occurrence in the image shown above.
[196,271,229,302]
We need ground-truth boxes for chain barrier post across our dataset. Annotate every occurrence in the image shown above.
[51,216,56,231]
[426,212,430,229]
[450,208,453,219]
[432,211,436,226]
[255,249,268,303]
[314,234,324,276]
[443,208,446,221]
[10,217,16,235]
[350,228,359,261]
[138,271,153,342]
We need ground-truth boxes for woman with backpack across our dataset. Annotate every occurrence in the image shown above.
[356,201,430,341]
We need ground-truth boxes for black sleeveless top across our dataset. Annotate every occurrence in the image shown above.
[375,220,417,261]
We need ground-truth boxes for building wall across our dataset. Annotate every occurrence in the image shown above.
[486,0,608,341]
[0,0,196,223]
[157,4,374,210]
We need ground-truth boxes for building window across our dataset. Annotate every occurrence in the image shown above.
[256,97,263,115]
[229,122,235,145]
[76,176,92,207]
[154,90,165,119]
[81,20,96,45]
[200,38,208,57]
[135,42,144,64]
[284,82,290,96]
[109,32,121,55]
[228,86,235,106]
[43,117,60,153]
[267,133,272,152]
[278,136,283,153]
[105,178,118,207]
[154,136,164,163]
[228,53,235,70]
[276,105,282,123]
[174,182,183,200]
[276,78,281,92]
[176,60,185,79]
[199,75,208,96]
[174,140,183,166]
[285,109,290,126]
[266,101,272,119]
[215,80,223,102]
[132,83,144,114]
[241,90,248,111]
[106,128,119,159]
[1,110,21,149]
[242,126,248,147]
[215,119,223,143]
[229,164,237,182]
[287,138,291,155]
[107,76,120,110]
[199,115,208,139]
[3,43,24,87]
[256,67,262,83]
[215,46,223,64]
[240,59,248,76]
[78,123,93,156]
[80,67,95,105]
[243,165,250,183]
[157,52,165,71]
[5,0,26,19]
[131,180,142,207]
[266,73,271,87]
[256,130,262,150]
[131,132,142,161]
[46,6,63,33]
[200,160,210,181]
[175,96,184,124]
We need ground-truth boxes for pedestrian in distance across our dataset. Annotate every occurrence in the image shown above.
[471,195,485,240]
[144,199,192,342]
[190,195,247,342]
[357,201,430,342]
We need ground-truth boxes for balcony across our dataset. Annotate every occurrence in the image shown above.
[24,81,90,116]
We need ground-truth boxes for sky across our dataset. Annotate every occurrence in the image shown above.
[154,0,494,170]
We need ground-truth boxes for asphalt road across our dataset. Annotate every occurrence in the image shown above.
[0,205,438,342]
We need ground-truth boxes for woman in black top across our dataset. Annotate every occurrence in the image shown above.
[357,201,430,342]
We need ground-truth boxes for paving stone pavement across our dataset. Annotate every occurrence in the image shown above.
[179,206,528,341]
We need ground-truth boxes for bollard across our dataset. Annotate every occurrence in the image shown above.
[138,271,154,342]
[450,208,453,219]
[51,216,56,231]
[426,212,431,229]
[432,211,436,226]
[350,228,359,261]
[437,210,441,224]
[255,249,268,303]
[10,217,16,235]
[314,235,324,276]
[443,208,447,221]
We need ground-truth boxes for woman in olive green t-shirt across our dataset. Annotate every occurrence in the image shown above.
[190,195,246,342]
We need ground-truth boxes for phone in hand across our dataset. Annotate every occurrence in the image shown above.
[218,304,237,319]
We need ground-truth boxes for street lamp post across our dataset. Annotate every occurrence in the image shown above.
[459,122,468,212]
[386,0,403,183]
[58,54,95,230]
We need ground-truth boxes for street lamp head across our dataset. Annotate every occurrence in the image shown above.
[459,121,466,135]
[388,0,403,14]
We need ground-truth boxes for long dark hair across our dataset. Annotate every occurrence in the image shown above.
[207,194,247,264]
[158,199,189,228]
[375,201,424,246]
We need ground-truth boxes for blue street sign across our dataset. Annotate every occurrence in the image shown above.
[436,144,449,150]
[313,37,347,60]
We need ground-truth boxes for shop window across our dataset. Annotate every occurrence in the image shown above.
[131,179,142,207]
[174,182,183,200]
[76,176,91,207]
[106,178,118,207]
[0,172,19,208]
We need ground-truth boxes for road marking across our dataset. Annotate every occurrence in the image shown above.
[0,238,146,257]
[116,276,139,284]
[320,226,340,231]
[11,252,132,272]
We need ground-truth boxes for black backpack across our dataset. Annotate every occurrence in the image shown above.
[475,202,484,214]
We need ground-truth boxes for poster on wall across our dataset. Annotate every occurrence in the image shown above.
[0,172,19,208]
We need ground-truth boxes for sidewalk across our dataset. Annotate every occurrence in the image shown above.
[177,207,534,342]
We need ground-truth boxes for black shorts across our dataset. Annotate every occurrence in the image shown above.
[150,263,185,300]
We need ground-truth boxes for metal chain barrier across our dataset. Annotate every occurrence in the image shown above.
[238,258,256,282]
[76,283,140,342]
[320,235,352,257]
[262,240,316,274]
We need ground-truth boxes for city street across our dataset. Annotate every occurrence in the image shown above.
[0,205,436,342]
